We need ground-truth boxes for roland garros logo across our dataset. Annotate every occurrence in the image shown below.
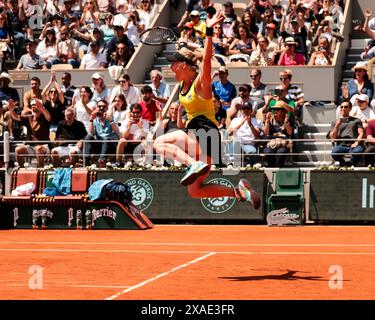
[125,178,154,211]
[201,178,236,214]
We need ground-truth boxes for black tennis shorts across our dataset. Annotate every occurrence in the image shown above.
[185,115,223,166]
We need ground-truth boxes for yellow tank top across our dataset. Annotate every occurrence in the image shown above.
[178,79,218,126]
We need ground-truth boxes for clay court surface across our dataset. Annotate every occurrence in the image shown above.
[0,225,375,300]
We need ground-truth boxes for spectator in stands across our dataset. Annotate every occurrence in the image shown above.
[109,73,141,106]
[16,40,45,70]
[10,99,51,168]
[263,100,294,167]
[156,101,185,134]
[211,23,229,65]
[70,15,92,54]
[80,0,101,31]
[51,107,87,167]
[85,99,120,167]
[137,0,157,30]
[240,10,259,39]
[360,39,375,61]
[213,95,226,130]
[115,103,149,165]
[108,93,129,130]
[79,41,107,69]
[346,62,374,108]
[280,9,308,58]
[278,37,306,66]
[101,13,115,44]
[362,8,375,39]
[222,2,237,25]
[56,25,80,68]
[59,0,79,25]
[72,85,96,131]
[140,85,162,127]
[177,21,203,51]
[113,1,130,29]
[60,72,78,107]
[264,22,280,53]
[124,10,144,46]
[228,101,262,166]
[0,72,19,105]
[364,119,375,167]
[189,10,206,41]
[5,0,26,60]
[41,72,66,137]
[279,69,305,126]
[328,100,364,167]
[228,23,256,64]
[211,65,237,111]
[308,35,332,66]
[149,69,170,107]
[36,28,60,69]
[91,72,111,103]
[108,41,132,68]
[221,15,237,45]
[258,7,277,36]
[23,77,43,113]
[177,0,210,30]
[106,25,135,64]
[249,36,275,66]
[350,94,375,129]
[0,12,12,72]
[248,68,271,115]
[88,28,106,54]
[228,83,252,120]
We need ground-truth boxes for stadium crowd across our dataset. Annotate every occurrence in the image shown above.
[0,0,373,168]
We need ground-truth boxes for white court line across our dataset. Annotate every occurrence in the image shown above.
[1,241,375,247]
[105,252,216,300]
[0,247,375,255]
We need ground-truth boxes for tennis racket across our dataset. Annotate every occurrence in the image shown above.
[139,27,179,46]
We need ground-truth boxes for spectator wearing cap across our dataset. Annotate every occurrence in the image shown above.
[91,72,111,104]
[16,41,45,70]
[106,24,135,64]
[228,101,263,166]
[364,119,375,167]
[249,36,275,66]
[228,23,256,64]
[263,100,294,167]
[51,107,87,167]
[0,72,20,106]
[178,21,203,51]
[36,28,60,69]
[79,41,107,69]
[280,10,308,58]
[349,94,375,129]
[328,100,364,167]
[189,10,207,41]
[140,85,162,127]
[56,25,80,68]
[212,66,237,111]
[149,69,171,107]
[101,14,115,43]
[228,84,252,120]
[277,37,306,66]
[264,22,280,52]
[10,98,51,168]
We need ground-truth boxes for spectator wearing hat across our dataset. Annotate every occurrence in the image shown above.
[328,100,364,167]
[263,100,294,167]
[56,25,80,68]
[36,28,60,69]
[212,66,237,111]
[0,72,19,106]
[280,10,308,58]
[10,99,51,168]
[364,119,375,167]
[228,101,263,166]
[277,37,306,66]
[149,69,171,108]
[79,41,107,69]
[91,72,111,104]
[228,84,252,120]
[344,62,374,108]
[349,94,375,129]
[177,21,203,51]
[16,41,45,70]
[189,10,207,41]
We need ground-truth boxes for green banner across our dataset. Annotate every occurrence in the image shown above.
[96,170,266,221]
[310,171,375,221]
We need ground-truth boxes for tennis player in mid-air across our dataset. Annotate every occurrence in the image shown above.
[153,10,260,209]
